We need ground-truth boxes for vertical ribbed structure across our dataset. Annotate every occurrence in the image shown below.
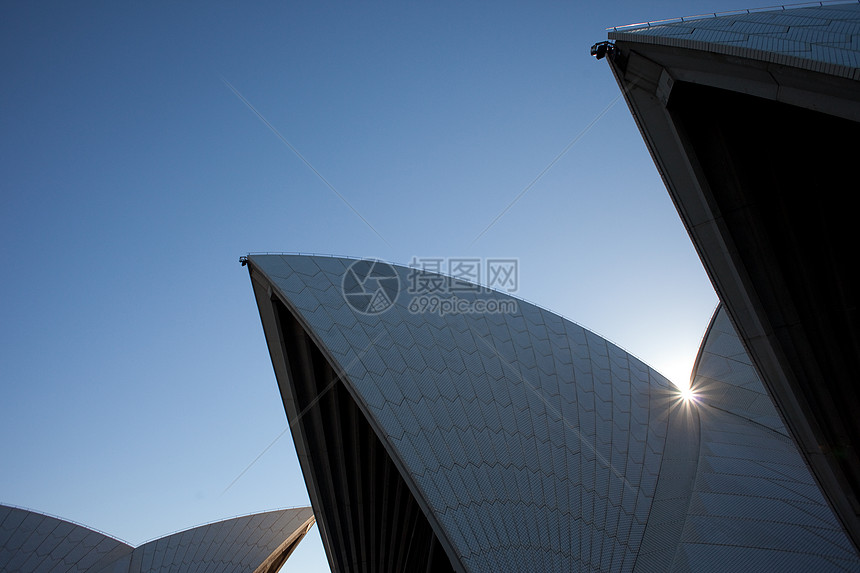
[603,2,860,552]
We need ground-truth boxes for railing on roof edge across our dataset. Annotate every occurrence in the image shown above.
[607,0,860,32]
[0,502,133,546]
[134,505,313,547]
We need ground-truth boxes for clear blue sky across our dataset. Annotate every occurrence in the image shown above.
[1,1,753,570]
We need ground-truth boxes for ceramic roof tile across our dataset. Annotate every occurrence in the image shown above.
[249,255,860,571]
[609,3,860,76]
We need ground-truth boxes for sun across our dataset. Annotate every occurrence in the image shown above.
[679,385,697,402]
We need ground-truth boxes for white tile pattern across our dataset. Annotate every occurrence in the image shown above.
[609,3,860,79]
[251,255,860,572]
[0,505,314,573]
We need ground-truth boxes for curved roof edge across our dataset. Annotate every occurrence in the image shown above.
[607,0,860,32]
[246,254,688,571]
[0,504,315,573]
[608,3,860,81]
[0,504,133,573]
[132,505,311,545]
[0,502,132,546]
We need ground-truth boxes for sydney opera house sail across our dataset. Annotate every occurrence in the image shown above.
[0,504,314,573]
[597,2,860,553]
[0,505,132,573]
[247,254,859,572]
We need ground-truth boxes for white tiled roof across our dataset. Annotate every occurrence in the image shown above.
[609,3,860,79]
[0,505,314,573]
[250,254,860,571]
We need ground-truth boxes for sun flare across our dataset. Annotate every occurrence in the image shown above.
[679,386,696,402]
